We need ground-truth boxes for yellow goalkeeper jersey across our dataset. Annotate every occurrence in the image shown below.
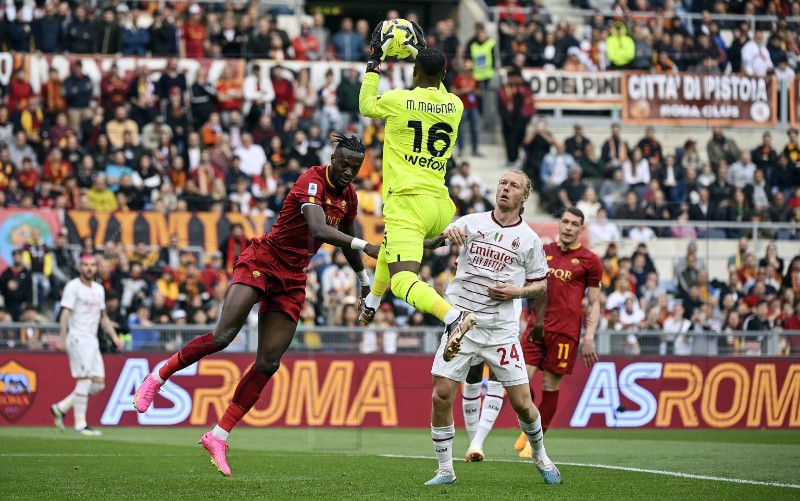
[359,72,463,199]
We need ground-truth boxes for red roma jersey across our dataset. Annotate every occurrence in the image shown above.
[259,165,357,270]
[532,242,602,340]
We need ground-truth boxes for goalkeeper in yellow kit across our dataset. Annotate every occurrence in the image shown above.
[359,21,475,359]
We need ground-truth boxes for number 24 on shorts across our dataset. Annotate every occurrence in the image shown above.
[497,344,520,366]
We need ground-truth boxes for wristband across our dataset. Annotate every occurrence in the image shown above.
[350,238,368,251]
[357,269,370,287]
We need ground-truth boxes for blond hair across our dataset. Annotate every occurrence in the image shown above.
[506,170,532,214]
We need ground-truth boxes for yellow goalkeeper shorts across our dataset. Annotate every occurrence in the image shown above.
[382,194,456,264]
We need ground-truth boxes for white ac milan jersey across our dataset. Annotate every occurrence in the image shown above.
[60,278,105,340]
[445,211,548,341]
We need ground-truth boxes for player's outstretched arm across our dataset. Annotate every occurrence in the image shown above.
[338,220,374,296]
[302,204,380,259]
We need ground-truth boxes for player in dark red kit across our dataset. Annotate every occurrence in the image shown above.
[516,207,602,457]
[133,134,380,476]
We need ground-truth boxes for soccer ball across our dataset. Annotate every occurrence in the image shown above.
[381,18,419,60]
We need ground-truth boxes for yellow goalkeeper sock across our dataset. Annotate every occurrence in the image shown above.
[391,270,454,322]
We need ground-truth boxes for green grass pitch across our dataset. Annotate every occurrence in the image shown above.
[2,427,799,499]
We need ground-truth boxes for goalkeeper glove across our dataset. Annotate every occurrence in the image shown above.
[366,21,392,74]
[405,20,427,58]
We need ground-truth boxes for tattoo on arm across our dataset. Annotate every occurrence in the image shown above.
[519,280,546,299]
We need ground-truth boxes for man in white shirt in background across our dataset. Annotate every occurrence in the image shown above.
[51,254,123,436]
[234,132,267,177]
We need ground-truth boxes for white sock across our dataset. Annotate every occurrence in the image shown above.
[519,414,546,459]
[212,425,230,441]
[365,293,381,310]
[431,424,455,472]
[56,393,74,413]
[151,371,166,384]
[444,309,460,325]
[89,382,105,396]
[462,383,482,443]
[73,379,92,430]
[472,381,504,449]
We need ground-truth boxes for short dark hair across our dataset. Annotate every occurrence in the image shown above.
[415,48,446,77]
[563,206,585,225]
[332,133,365,155]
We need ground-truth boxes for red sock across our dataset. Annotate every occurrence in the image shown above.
[218,366,270,433]
[159,333,219,381]
[539,390,560,433]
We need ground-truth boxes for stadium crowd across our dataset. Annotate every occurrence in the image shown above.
[489,0,800,75]
[0,2,796,355]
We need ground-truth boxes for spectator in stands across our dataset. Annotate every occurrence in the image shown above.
[65,5,92,54]
[565,124,590,161]
[233,133,266,177]
[63,61,94,133]
[558,165,587,210]
[87,174,118,212]
[121,9,150,56]
[751,132,779,172]
[522,117,556,191]
[270,66,295,130]
[7,70,34,118]
[93,7,121,54]
[452,60,481,157]
[728,151,756,189]
[630,25,653,70]
[293,22,321,61]
[745,169,771,213]
[783,128,800,168]
[707,127,741,169]
[34,3,63,54]
[0,249,32,320]
[601,122,629,173]
[149,10,179,56]
[498,69,534,167]
[242,64,275,130]
[605,21,635,69]
[540,142,575,210]
[331,17,364,62]
[741,31,773,76]
[622,147,651,194]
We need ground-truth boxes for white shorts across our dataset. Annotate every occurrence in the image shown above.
[66,336,105,379]
[431,326,528,387]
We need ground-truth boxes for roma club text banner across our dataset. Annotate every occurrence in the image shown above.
[1,354,797,429]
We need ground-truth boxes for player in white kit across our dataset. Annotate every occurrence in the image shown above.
[422,171,561,486]
[50,254,122,436]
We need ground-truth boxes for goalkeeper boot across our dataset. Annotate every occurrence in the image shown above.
[357,298,376,326]
[133,374,162,413]
[533,454,562,484]
[200,431,232,477]
[443,312,476,362]
[424,469,456,485]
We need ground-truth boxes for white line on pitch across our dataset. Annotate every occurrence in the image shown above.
[379,454,800,490]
